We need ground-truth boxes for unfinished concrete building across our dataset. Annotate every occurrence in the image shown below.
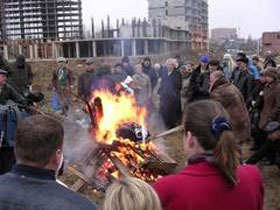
[0,0,83,41]
[2,18,190,60]
[148,0,209,51]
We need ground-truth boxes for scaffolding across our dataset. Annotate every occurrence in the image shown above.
[0,0,83,41]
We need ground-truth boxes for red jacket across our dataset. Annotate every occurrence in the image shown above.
[154,161,264,210]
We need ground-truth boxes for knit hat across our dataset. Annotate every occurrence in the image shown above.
[57,57,66,63]
[122,56,130,63]
[265,67,278,79]
[200,55,209,64]
[0,69,7,75]
[85,57,94,65]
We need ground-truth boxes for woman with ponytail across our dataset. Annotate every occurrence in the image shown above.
[154,100,264,210]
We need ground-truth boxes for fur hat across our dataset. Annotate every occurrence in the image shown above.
[265,67,278,79]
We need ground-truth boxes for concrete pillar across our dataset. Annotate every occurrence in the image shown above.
[75,42,80,58]
[164,41,169,53]
[34,44,39,59]
[144,40,149,55]
[88,42,92,57]
[18,44,23,55]
[121,40,125,57]
[132,39,137,56]
[52,42,57,59]
[67,44,71,58]
[3,45,8,60]
[92,41,97,57]
[29,45,34,59]
[44,44,48,58]
[56,44,61,58]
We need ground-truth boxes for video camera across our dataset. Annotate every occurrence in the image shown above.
[22,89,44,106]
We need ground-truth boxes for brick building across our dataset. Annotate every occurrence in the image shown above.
[262,32,280,54]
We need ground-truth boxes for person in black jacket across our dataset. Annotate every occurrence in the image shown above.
[250,70,266,151]
[142,56,158,90]
[78,58,96,101]
[122,56,135,76]
[158,58,182,129]
[231,53,255,107]
[0,115,97,210]
[9,54,33,93]
[187,55,209,102]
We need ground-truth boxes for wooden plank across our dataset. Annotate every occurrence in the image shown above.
[152,126,183,140]
[67,166,93,192]
[71,179,86,192]
[109,155,133,178]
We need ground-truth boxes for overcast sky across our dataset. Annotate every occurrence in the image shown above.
[82,0,280,39]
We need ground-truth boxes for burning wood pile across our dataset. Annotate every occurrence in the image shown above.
[68,90,177,192]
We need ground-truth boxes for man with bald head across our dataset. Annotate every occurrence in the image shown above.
[158,58,182,129]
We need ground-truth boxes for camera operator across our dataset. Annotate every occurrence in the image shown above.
[246,67,280,164]
[0,69,27,106]
[0,68,43,174]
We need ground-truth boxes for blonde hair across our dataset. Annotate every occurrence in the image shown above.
[103,177,162,210]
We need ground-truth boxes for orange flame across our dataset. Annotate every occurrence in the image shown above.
[91,90,147,144]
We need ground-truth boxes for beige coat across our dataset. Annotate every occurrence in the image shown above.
[132,73,152,106]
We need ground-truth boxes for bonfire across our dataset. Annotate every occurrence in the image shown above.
[69,89,177,192]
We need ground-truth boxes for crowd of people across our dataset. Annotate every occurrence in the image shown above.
[0,51,278,209]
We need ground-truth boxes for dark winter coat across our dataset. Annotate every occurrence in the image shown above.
[0,164,97,210]
[259,81,280,130]
[187,65,209,102]
[0,84,27,105]
[123,64,135,76]
[231,68,255,106]
[111,71,128,84]
[78,71,95,101]
[9,60,33,92]
[197,70,210,100]
[210,77,251,144]
[158,68,182,129]
[252,81,265,111]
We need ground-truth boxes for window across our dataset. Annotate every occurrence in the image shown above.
[165,1,168,7]
[165,9,168,16]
